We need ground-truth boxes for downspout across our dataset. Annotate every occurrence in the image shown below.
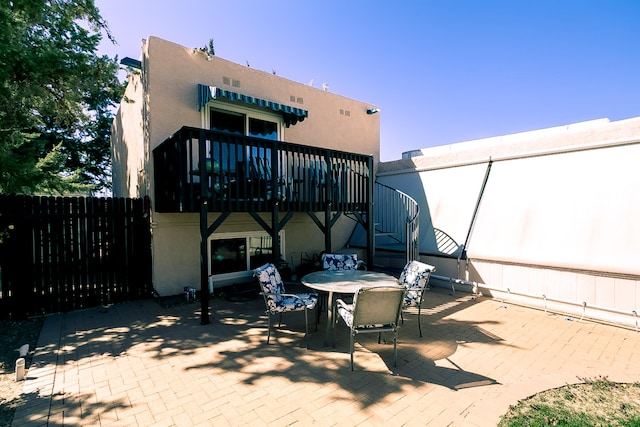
[458,158,493,284]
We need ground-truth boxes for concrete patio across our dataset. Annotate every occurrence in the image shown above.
[12,285,640,426]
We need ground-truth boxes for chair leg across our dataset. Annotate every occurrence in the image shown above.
[278,312,283,327]
[418,305,422,338]
[304,307,309,348]
[266,312,272,344]
[400,311,404,324]
[350,331,355,371]
[332,303,338,347]
[393,329,398,367]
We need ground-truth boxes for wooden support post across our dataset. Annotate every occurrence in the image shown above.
[272,200,281,265]
[199,130,210,325]
[366,156,374,269]
[325,202,332,253]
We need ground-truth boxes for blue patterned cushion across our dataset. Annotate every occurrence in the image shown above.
[323,253,358,271]
[336,300,354,327]
[254,263,317,313]
[399,261,435,307]
[254,263,285,295]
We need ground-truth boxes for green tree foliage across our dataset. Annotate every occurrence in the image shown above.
[0,0,125,195]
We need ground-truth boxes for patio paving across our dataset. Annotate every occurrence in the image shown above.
[11,285,640,426]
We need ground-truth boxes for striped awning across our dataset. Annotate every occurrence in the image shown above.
[197,84,308,127]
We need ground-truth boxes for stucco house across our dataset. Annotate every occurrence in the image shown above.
[112,36,640,330]
[110,36,395,317]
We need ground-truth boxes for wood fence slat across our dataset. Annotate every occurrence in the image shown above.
[0,195,152,319]
[52,197,62,312]
[87,197,99,306]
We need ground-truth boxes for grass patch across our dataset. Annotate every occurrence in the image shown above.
[499,376,640,426]
[0,317,45,427]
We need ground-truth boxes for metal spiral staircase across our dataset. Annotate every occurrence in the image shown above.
[348,182,419,269]
[373,182,420,265]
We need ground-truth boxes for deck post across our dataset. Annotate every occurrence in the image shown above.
[324,202,332,252]
[272,200,281,265]
[324,151,333,253]
[270,143,282,266]
[366,156,374,269]
[199,130,210,325]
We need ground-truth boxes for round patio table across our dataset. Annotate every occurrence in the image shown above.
[301,270,400,346]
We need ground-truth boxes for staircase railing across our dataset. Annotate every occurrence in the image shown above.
[374,182,419,265]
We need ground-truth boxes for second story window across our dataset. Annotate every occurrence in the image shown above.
[204,105,283,186]
[209,106,280,140]
[210,109,244,135]
[249,117,277,140]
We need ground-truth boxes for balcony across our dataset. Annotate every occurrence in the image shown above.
[153,127,373,214]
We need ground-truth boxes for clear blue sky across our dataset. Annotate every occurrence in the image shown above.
[96,0,640,162]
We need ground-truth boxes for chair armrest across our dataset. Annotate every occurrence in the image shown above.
[336,298,353,313]
[260,291,318,303]
[281,292,317,299]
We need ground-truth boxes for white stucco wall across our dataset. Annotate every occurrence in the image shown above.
[378,117,640,328]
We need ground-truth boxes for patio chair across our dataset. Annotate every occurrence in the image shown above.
[398,260,436,337]
[336,286,406,370]
[319,253,365,312]
[322,253,366,271]
[254,263,318,347]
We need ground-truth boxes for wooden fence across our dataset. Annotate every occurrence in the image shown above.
[0,195,152,319]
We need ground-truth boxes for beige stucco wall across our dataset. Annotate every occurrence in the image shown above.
[151,212,356,292]
[112,36,380,296]
[111,72,146,198]
[144,36,379,157]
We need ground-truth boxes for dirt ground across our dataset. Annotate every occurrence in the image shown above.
[0,317,44,427]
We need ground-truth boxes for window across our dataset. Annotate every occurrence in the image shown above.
[248,117,277,140]
[210,238,246,274]
[208,231,285,281]
[206,105,281,181]
[210,110,244,135]
[207,105,281,140]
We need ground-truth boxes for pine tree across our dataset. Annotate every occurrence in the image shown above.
[0,0,125,195]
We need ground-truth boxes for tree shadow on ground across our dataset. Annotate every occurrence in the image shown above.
[17,286,504,423]
[11,390,129,426]
[187,287,501,403]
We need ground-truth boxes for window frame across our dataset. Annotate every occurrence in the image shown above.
[201,101,283,140]
[207,230,286,282]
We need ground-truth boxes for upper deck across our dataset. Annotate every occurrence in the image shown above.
[153,127,374,214]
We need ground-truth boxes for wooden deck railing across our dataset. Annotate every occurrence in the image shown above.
[153,127,373,213]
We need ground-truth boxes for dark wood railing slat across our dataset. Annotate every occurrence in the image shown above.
[152,127,373,214]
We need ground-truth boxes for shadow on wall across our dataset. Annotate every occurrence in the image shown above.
[351,171,468,261]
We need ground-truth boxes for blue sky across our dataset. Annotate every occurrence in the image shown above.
[96,0,640,162]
